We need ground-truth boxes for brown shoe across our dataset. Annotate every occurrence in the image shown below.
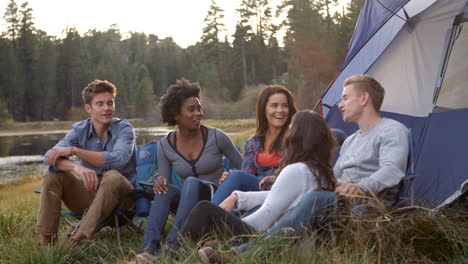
[198,247,222,264]
[136,252,158,264]
[199,247,238,264]
[38,234,58,249]
[202,239,219,248]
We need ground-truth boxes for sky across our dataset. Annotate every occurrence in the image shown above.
[0,0,351,48]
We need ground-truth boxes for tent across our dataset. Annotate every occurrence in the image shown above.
[318,0,468,208]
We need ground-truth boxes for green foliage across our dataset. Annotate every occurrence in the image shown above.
[3,0,20,41]
[0,0,364,121]
[0,98,12,121]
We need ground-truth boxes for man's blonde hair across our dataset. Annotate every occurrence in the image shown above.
[344,74,385,112]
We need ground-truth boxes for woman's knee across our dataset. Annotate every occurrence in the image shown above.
[221,170,247,186]
[152,184,180,202]
[181,176,203,192]
[183,176,200,185]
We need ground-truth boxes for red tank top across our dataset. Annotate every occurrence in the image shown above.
[256,152,281,167]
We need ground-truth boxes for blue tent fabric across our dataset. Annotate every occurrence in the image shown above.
[413,109,468,206]
[321,0,468,207]
[325,105,468,207]
[325,106,427,154]
[341,0,409,71]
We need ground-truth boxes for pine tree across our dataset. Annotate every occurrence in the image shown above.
[3,0,20,42]
[235,0,255,89]
[201,0,227,98]
[56,27,85,119]
[281,0,336,107]
[134,65,155,117]
[36,32,57,120]
[17,1,38,120]
[0,36,19,119]
[335,0,363,60]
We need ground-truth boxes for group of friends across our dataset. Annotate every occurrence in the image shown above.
[36,74,409,263]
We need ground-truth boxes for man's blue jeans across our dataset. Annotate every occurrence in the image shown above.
[211,170,262,205]
[233,191,337,253]
[142,177,213,254]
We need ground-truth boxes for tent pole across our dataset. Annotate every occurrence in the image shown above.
[432,15,464,107]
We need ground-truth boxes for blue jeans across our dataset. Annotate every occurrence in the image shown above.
[142,177,213,254]
[211,170,262,205]
[233,191,337,253]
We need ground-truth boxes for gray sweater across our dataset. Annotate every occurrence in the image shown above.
[233,162,319,232]
[157,126,242,184]
[334,118,409,196]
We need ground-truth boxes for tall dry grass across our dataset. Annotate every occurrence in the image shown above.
[0,121,466,263]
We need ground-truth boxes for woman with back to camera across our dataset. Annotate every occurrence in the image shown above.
[211,85,298,208]
[136,79,242,263]
[170,110,338,262]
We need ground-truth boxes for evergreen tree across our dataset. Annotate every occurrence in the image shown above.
[281,0,336,107]
[234,0,255,88]
[0,37,20,119]
[17,1,38,120]
[200,0,227,98]
[3,0,20,42]
[56,27,85,119]
[134,65,155,117]
[335,0,363,60]
[36,32,57,120]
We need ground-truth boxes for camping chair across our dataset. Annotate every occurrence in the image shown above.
[135,150,240,218]
[128,141,160,219]
[113,141,160,245]
[325,128,417,240]
[395,128,416,208]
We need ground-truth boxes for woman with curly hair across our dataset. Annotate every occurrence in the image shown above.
[136,79,242,262]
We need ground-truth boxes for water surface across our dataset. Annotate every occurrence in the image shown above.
[0,127,171,184]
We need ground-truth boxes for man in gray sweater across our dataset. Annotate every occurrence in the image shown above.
[266,74,409,231]
[334,74,409,207]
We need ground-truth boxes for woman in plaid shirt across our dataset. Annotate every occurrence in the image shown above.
[211,85,298,205]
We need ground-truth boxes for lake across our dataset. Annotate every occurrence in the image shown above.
[0,127,171,184]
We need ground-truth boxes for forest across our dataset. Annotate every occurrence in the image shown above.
[0,0,362,122]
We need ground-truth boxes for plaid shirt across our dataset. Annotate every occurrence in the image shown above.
[241,136,283,178]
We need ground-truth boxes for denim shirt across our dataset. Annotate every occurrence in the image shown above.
[44,118,137,186]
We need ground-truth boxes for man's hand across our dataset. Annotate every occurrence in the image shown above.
[336,182,364,198]
[218,170,231,185]
[219,194,238,212]
[258,176,276,190]
[153,176,168,195]
[74,164,98,191]
[47,147,73,166]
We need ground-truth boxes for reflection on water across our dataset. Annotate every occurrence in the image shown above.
[0,127,171,184]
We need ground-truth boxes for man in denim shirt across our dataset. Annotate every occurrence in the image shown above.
[36,80,137,245]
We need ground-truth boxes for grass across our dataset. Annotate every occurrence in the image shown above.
[0,120,467,263]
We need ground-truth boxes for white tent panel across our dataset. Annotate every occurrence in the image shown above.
[322,15,406,111]
[322,0,438,117]
[367,0,466,116]
[436,25,468,109]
